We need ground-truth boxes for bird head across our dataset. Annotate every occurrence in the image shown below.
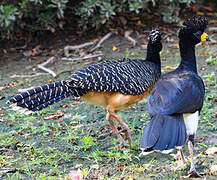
[149,28,162,52]
[178,16,209,44]
[149,28,161,44]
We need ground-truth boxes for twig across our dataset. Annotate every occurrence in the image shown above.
[64,42,95,57]
[10,73,47,78]
[208,27,217,32]
[37,56,56,77]
[62,53,103,61]
[90,32,113,52]
[125,30,137,46]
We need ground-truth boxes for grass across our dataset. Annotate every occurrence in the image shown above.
[0,40,216,179]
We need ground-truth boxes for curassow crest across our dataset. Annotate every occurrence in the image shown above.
[8,28,162,145]
[140,16,209,177]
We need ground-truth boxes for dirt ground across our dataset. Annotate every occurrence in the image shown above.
[0,19,217,179]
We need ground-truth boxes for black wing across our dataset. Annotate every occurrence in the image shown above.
[66,58,159,95]
[148,71,205,115]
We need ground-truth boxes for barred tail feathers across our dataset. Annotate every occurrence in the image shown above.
[140,114,186,153]
[7,81,73,111]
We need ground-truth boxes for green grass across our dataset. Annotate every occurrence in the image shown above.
[0,41,216,179]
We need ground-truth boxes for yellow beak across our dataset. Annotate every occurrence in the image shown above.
[201,32,210,41]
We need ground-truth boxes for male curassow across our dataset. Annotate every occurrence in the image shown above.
[140,16,209,176]
[8,28,162,145]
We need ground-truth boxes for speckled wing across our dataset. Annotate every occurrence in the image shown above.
[66,58,158,95]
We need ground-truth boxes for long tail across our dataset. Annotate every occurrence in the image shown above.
[7,81,84,111]
[140,114,186,154]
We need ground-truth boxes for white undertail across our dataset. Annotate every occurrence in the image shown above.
[183,111,199,135]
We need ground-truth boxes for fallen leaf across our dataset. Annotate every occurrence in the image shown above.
[136,20,142,27]
[171,44,179,49]
[210,165,217,174]
[112,46,118,51]
[72,101,80,106]
[63,104,69,108]
[8,122,13,126]
[10,82,16,87]
[0,85,9,91]
[209,20,217,25]
[23,50,34,57]
[200,52,209,55]
[197,11,205,16]
[3,49,7,54]
[45,113,64,120]
[163,66,177,70]
[10,48,16,52]
[160,51,164,55]
[130,52,136,56]
[54,68,58,72]
[205,147,217,155]
[191,6,198,12]
[19,131,24,135]
[199,138,204,142]
[68,169,83,180]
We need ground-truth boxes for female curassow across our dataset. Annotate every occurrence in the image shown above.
[8,28,162,145]
[140,16,209,176]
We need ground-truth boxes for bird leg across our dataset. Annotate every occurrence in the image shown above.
[179,147,186,165]
[187,135,203,178]
[175,147,187,170]
[108,110,132,145]
[106,113,125,145]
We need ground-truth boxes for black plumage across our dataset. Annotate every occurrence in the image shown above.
[140,16,208,176]
[8,28,162,145]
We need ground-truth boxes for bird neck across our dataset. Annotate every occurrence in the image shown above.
[178,39,197,74]
[146,43,161,68]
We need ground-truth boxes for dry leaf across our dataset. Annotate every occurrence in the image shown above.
[63,104,69,108]
[160,51,164,55]
[136,20,142,27]
[197,11,205,16]
[210,20,217,25]
[205,147,217,155]
[210,165,217,174]
[45,113,64,120]
[130,52,136,56]
[140,44,147,49]
[191,6,198,12]
[54,68,58,72]
[200,52,209,55]
[10,48,16,52]
[0,85,9,91]
[112,46,118,51]
[163,66,177,70]
[72,101,80,106]
[10,82,16,87]
[23,50,34,57]
[68,169,83,180]
[171,44,179,49]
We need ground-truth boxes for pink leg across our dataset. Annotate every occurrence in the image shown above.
[106,113,125,144]
[108,110,132,145]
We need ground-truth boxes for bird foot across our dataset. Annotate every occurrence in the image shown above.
[119,138,130,147]
[122,129,132,145]
[175,159,187,170]
[188,168,204,178]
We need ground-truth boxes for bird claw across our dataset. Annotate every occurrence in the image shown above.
[188,168,204,178]
[175,160,187,170]
[118,137,130,147]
